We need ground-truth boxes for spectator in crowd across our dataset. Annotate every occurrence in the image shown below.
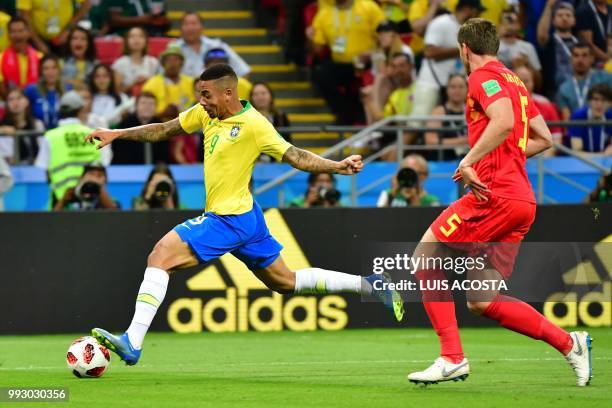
[111,26,160,95]
[379,0,412,33]
[377,153,440,207]
[569,83,611,155]
[585,170,612,202]
[289,173,342,208]
[250,82,291,131]
[556,42,612,119]
[133,163,179,210]
[105,0,170,36]
[35,90,112,205]
[537,1,578,97]
[204,48,253,100]
[281,0,312,65]
[17,0,92,54]
[424,73,469,161]
[176,12,251,78]
[112,92,168,165]
[88,64,130,127]
[411,0,483,120]
[74,84,108,129]
[0,6,10,52]
[369,21,415,110]
[309,0,385,124]
[24,54,65,130]
[0,87,45,164]
[142,44,194,121]
[575,0,611,63]
[0,154,13,211]
[362,52,415,123]
[60,26,97,88]
[519,0,548,46]
[0,17,41,95]
[515,63,563,154]
[606,34,612,73]
[87,0,110,36]
[250,82,291,161]
[498,10,542,71]
[407,0,445,57]
[54,162,118,210]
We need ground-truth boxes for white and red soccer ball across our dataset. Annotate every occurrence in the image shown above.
[66,336,111,378]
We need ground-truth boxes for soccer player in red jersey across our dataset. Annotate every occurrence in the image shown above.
[407,19,592,386]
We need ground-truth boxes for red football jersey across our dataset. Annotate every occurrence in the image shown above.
[466,60,540,204]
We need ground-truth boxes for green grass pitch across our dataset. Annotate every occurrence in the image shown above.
[0,328,610,407]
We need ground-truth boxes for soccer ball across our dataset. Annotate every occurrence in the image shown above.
[66,336,111,378]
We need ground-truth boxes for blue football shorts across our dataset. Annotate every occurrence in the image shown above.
[173,202,283,270]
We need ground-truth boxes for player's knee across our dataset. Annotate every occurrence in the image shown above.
[147,241,174,271]
[466,301,489,315]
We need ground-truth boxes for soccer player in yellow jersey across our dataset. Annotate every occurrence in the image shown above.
[85,64,404,365]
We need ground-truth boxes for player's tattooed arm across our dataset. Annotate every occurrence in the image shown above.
[282,146,363,175]
[85,118,185,148]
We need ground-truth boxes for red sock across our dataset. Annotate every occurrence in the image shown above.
[423,302,464,363]
[416,269,464,363]
[483,295,573,355]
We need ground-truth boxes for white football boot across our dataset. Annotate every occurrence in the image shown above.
[407,357,470,385]
[565,331,593,386]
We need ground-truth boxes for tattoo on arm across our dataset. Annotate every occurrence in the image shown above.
[282,146,339,173]
[120,118,184,143]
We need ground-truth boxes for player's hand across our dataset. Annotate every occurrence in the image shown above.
[453,165,490,201]
[85,128,121,149]
[336,155,364,175]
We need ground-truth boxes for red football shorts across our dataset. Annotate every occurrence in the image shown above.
[430,193,536,279]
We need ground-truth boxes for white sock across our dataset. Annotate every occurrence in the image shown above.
[126,267,169,350]
[294,267,362,294]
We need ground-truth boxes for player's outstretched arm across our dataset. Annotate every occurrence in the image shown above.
[84,118,185,149]
[282,146,363,175]
[525,114,553,158]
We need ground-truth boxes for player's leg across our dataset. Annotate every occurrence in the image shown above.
[416,227,464,363]
[92,229,200,364]
[232,202,404,320]
[251,255,404,321]
[407,227,469,384]
[465,267,591,386]
[464,197,591,386]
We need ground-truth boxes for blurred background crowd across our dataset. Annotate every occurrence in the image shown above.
[0,0,610,212]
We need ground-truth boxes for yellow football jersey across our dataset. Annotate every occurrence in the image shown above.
[179,100,292,215]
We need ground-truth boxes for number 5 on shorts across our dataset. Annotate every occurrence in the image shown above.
[439,213,462,238]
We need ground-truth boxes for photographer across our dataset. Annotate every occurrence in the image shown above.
[54,163,118,211]
[377,154,440,207]
[133,164,179,210]
[290,173,342,208]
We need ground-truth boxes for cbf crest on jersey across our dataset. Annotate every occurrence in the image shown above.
[230,125,241,138]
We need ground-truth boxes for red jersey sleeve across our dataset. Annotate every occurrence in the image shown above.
[468,70,510,112]
[527,93,541,120]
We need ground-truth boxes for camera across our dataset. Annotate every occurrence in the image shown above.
[74,181,101,203]
[148,179,174,208]
[397,167,419,189]
[318,187,341,204]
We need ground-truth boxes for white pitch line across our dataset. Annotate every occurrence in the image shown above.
[1,356,610,371]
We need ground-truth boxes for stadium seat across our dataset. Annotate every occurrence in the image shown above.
[148,37,175,58]
[95,37,124,65]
